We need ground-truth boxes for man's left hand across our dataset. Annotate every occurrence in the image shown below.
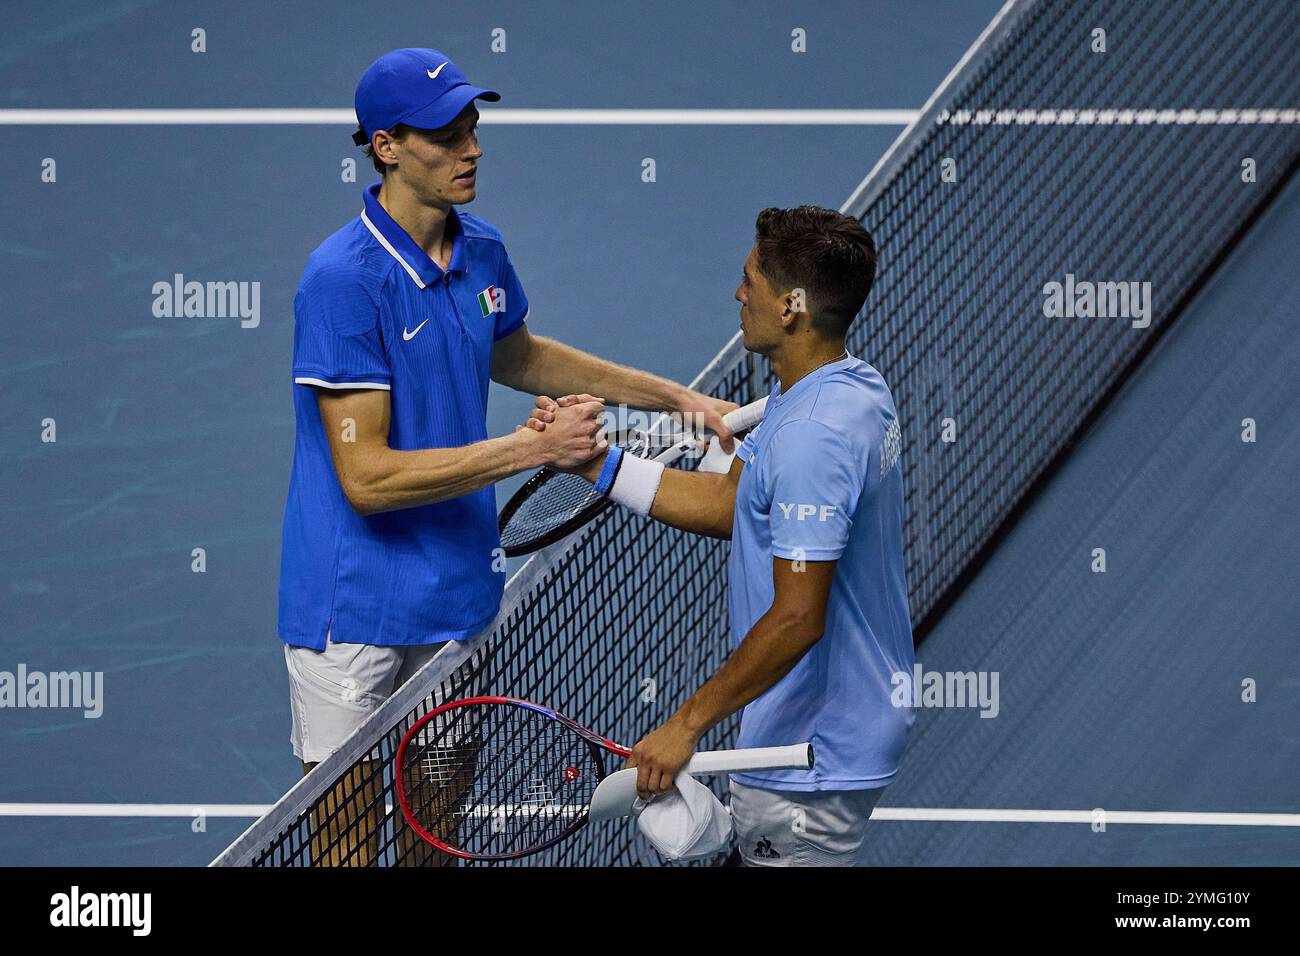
[677,391,739,453]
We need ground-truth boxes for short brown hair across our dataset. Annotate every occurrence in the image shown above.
[753,206,877,336]
[356,124,413,175]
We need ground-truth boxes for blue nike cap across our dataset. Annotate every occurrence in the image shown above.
[353,48,500,145]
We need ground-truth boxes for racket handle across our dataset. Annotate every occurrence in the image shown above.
[684,742,814,775]
[721,395,768,433]
[698,396,769,474]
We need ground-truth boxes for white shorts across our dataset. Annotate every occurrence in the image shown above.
[729,779,885,867]
[284,634,447,764]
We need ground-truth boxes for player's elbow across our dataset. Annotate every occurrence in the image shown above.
[347,490,383,516]
[335,454,392,516]
[771,605,826,648]
[340,476,383,516]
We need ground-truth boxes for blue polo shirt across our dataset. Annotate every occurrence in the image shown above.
[278,182,528,649]
[727,354,914,791]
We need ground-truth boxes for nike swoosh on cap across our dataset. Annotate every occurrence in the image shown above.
[427,62,448,79]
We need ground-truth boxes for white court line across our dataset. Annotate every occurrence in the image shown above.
[871,808,1300,827]
[4,803,1299,826]
[0,803,272,818]
[0,108,917,126]
[1,107,1294,127]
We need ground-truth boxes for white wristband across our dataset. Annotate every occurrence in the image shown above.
[608,452,665,516]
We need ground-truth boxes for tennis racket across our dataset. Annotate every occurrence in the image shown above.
[394,695,812,862]
[498,395,768,557]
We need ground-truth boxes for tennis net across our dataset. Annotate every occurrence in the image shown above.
[214,0,1300,866]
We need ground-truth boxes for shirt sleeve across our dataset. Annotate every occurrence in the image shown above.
[765,419,867,561]
[291,265,391,390]
[735,420,763,467]
[493,250,529,341]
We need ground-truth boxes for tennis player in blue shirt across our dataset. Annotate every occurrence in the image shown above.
[539,206,913,865]
[279,48,736,865]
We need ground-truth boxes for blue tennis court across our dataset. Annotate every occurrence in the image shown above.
[1,0,1297,867]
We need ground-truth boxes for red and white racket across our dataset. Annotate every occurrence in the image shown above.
[394,695,812,862]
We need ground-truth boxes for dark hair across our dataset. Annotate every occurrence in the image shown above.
[753,206,877,336]
[355,124,413,175]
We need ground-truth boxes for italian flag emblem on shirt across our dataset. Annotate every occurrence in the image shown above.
[477,285,503,317]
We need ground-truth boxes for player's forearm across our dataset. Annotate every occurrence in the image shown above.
[648,467,736,539]
[673,609,824,737]
[341,431,543,515]
[573,452,735,538]
[523,335,687,411]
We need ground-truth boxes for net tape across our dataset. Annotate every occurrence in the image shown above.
[215,0,1300,866]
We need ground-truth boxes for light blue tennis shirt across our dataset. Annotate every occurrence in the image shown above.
[278,182,528,649]
[728,354,914,791]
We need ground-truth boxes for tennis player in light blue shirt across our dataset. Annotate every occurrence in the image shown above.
[550,206,913,865]
[726,350,912,795]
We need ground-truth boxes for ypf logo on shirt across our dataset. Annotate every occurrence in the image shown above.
[776,502,837,522]
[477,285,507,317]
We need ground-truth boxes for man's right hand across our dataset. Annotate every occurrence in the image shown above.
[516,396,607,470]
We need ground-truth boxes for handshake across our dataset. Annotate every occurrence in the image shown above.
[515,393,609,474]
[514,391,741,476]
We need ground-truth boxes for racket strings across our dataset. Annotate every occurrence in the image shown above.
[499,472,605,549]
[436,709,593,853]
[498,427,696,552]
[403,703,604,859]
